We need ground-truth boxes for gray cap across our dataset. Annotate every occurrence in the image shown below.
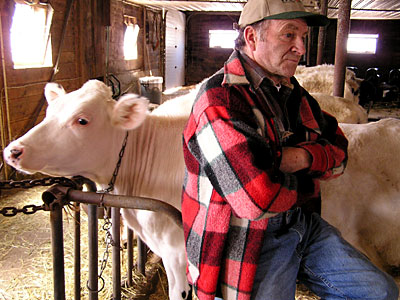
[238,0,329,28]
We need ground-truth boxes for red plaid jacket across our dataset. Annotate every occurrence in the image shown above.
[182,51,348,300]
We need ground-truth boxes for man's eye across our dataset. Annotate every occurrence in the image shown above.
[281,32,295,41]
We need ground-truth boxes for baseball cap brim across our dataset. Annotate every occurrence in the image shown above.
[263,11,330,26]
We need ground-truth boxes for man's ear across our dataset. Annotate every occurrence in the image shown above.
[243,26,257,51]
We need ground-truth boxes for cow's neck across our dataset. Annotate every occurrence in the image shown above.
[101,113,186,210]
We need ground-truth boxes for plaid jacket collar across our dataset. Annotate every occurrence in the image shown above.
[221,50,250,86]
[222,50,294,90]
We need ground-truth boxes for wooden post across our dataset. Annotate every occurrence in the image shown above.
[307,28,312,66]
[333,0,352,97]
[316,0,328,65]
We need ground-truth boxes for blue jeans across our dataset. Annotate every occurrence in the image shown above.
[251,208,399,300]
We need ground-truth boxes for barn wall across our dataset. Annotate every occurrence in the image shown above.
[185,12,239,85]
[0,0,162,152]
[317,19,400,80]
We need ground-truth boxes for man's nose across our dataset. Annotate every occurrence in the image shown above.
[293,37,306,56]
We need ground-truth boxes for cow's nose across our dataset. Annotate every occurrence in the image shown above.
[10,147,23,160]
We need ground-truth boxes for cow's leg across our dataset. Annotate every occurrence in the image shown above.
[160,246,191,299]
[121,209,190,299]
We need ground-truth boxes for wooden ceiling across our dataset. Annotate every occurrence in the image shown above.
[128,0,400,19]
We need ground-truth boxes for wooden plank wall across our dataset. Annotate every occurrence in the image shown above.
[0,0,162,177]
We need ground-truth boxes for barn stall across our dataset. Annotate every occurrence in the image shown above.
[0,0,400,299]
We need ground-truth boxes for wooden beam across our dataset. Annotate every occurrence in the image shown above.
[333,0,352,98]
[316,0,328,65]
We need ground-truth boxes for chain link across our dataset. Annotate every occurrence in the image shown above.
[0,176,78,217]
[99,207,114,286]
[0,204,46,217]
[0,176,77,190]
[86,206,116,293]
[101,131,129,193]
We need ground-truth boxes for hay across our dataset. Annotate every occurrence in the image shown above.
[0,186,163,300]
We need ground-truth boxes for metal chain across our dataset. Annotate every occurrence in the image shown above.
[0,176,76,190]
[101,131,129,193]
[0,177,77,217]
[98,207,113,292]
[0,204,45,217]
[89,132,130,293]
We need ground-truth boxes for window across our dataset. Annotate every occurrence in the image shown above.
[347,34,379,55]
[124,16,140,60]
[209,30,238,49]
[10,3,53,69]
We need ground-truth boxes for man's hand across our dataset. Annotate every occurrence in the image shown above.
[279,147,312,173]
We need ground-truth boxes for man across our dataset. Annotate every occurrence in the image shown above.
[181,0,399,299]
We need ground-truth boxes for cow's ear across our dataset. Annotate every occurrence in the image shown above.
[112,94,149,130]
[45,83,66,103]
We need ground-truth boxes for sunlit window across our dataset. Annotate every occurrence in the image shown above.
[209,30,238,49]
[347,34,379,54]
[124,16,140,60]
[10,3,53,69]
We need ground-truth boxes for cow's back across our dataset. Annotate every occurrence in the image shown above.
[321,118,400,271]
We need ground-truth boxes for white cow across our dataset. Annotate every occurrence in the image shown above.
[295,64,362,103]
[4,81,400,297]
[311,93,368,124]
[322,118,400,276]
[3,80,190,300]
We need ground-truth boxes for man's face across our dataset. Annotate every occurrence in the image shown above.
[252,18,308,80]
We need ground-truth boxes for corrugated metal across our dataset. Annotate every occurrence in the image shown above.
[127,0,245,12]
[328,0,400,19]
[128,0,400,19]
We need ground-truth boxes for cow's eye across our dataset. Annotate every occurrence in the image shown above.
[77,118,88,125]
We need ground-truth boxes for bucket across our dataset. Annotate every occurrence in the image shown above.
[139,76,163,104]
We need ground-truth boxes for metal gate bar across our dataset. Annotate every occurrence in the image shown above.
[44,184,183,300]
[127,228,134,286]
[112,207,121,299]
[88,204,98,300]
[50,203,66,300]
[74,203,81,300]
[137,237,147,275]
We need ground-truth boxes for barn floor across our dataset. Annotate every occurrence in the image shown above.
[368,101,400,120]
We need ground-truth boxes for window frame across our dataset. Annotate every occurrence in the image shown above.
[10,2,54,69]
[347,33,379,55]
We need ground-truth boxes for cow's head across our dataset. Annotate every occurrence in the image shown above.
[4,80,149,178]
